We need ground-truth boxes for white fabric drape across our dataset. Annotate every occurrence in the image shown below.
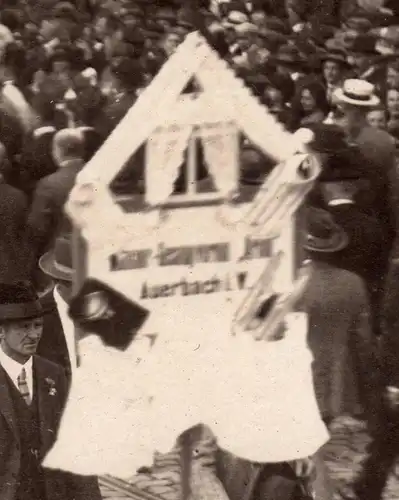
[146,125,193,206]
[199,124,238,198]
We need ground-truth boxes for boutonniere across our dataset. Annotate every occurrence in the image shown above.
[45,377,57,397]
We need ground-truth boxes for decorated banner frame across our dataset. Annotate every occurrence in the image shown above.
[65,31,323,496]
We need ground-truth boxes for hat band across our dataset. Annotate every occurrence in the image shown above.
[342,90,372,102]
[0,301,43,321]
[54,259,73,276]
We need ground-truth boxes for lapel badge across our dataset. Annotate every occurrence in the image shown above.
[45,377,57,396]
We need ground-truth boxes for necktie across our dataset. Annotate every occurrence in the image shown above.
[18,367,31,405]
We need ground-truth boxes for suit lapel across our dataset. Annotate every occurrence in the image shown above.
[33,357,57,456]
[0,365,18,437]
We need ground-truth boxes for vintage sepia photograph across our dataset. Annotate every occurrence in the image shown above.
[1,0,399,499]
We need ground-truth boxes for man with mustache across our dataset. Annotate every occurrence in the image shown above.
[0,281,100,500]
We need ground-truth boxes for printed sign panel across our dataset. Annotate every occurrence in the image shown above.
[87,197,296,336]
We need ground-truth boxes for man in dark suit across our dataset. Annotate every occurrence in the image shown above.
[27,128,85,256]
[0,282,101,500]
[0,142,33,284]
[333,79,399,338]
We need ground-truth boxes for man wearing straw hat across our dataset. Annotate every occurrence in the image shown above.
[333,79,398,331]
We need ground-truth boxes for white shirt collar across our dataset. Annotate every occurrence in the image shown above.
[0,346,33,395]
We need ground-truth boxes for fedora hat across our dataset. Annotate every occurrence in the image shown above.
[348,33,378,55]
[39,236,74,282]
[343,16,372,33]
[320,48,351,67]
[305,123,350,154]
[334,79,380,106]
[269,44,306,68]
[303,207,349,253]
[0,282,43,322]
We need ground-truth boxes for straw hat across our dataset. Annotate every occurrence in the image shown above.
[334,79,380,106]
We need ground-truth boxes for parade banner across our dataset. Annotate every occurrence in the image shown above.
[44,32,328,479]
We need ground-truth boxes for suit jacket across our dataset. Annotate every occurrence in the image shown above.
[0,355,101,500]
[353,126,398,251]
[301,260,380,421]
[27,159,84,254]
[0,181,33,284]
[329,203,384,286]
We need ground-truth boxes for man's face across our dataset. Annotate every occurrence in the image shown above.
[367,109,387,130]
[387,67,399,90]
[323,61,342,85]
[94,16,108,39]
[161,33,181,56]
[1,317,44,361]
[39,19,58,42]
[236,34,251,52]
[347,53,369,73]
[251,11,267,28]
[387,89,399,115]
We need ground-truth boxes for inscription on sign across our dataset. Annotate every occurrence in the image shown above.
[141,271,249,299]
[110,237,272,271]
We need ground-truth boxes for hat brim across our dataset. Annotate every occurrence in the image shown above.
[320,55,351,67]
[303,230,349,253]
[39,250,73,282]
[269,56,305,68]
[0,301,43,321]
[334,87,380,107]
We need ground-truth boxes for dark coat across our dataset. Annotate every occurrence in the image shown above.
[0,355,101,500]
[381,246,399,388]
[96,91,136,138]
[302,260,380,421]
[328,203,384,287]
[26,159,84,255]
[0,181,33,284]
[353,126,398,251]
[285,0,342,26]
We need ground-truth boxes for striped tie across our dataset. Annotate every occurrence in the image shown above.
[17,367,31,405]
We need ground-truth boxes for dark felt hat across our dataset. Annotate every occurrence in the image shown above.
[122,27,146,49]
[0,283,43,322]
[120,5,145,19]
[306,123,350,154]
[53,2,79,22]
[262,17,290,35]
[39,236,74,282]
[142,20,165,39]
[154,7,177,23]
[320,48,351,67]
[349,34,378,55]
[343,16,373,33]
[110,57,144,89]
[303,207,348,253]
[68,278,150,351]
[269,43,307,69]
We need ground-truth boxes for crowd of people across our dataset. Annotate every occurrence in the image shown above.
[1,0,399,499]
